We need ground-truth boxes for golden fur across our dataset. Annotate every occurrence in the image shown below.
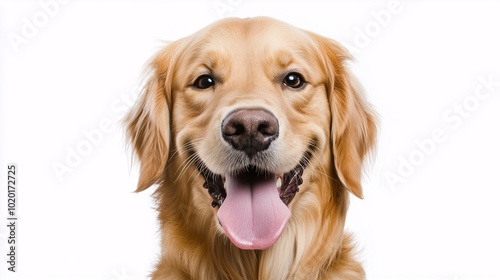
[126,17,377,279]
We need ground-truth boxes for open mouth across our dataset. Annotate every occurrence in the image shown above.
[200,164,305,208]
[196,153,310,250]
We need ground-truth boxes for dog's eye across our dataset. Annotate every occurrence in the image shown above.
[193,75,215,89]
[283,72,305,89]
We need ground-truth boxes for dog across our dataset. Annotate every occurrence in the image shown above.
[126,17,377,279]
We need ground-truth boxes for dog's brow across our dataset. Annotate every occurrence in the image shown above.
[207,51,230,70]
[187,49,230,73]
[268,45,315,68]
[271,50,295,69]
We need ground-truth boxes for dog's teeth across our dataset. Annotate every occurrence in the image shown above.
[276,177,282,189]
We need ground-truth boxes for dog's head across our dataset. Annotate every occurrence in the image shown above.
[126,17,376,250]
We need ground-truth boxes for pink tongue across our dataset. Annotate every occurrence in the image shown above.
[218,174,291,250]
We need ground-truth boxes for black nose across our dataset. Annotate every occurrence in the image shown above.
[221,109,279,157]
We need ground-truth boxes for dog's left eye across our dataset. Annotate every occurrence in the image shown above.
[193,75,215,89]
[283,72,305,89]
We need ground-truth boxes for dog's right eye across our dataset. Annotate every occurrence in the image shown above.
[193,75,215,89]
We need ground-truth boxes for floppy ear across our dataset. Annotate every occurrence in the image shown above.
[315,36,377,199]
[125,42,180,192]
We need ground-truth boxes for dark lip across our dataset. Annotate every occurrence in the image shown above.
[279,163,306,206]
[195,149,312,208]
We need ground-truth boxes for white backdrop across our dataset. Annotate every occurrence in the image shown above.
[1,1,500,279]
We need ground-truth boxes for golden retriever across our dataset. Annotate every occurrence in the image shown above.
[126,17,377,279]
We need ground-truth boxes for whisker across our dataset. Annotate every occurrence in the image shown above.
[172,139,205,183]
[306,139,334,182]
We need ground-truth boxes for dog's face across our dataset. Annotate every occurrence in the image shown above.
[127,17,376,251]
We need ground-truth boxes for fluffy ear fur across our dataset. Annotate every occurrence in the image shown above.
[314,35,377,199]
[125,42,181,192]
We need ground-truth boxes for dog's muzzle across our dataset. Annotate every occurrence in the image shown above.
[193,108,312,250]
